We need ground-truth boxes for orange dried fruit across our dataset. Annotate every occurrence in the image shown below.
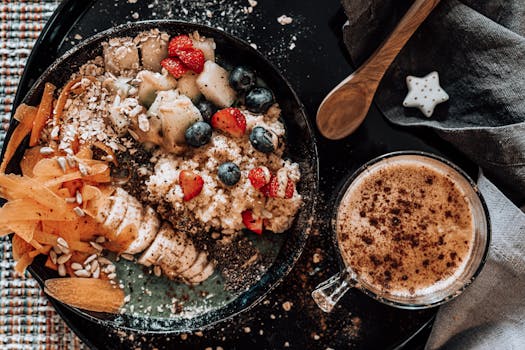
[44,278,125,313]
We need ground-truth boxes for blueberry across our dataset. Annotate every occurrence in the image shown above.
[218,162,241,186]
[245,87,275,113]
[249,126,277,153]
[196,100,216,123]
[229,66,256,92]
[185,121,212,147]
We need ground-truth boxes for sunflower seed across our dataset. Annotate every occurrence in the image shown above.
[58,263,66,277]
[89,241,103,251]
[95,236,106,243]
[107,272,117,280]
[74,269,91,278]
[58,245,70,255]
[39,147,54,155]
[84,263,91,271]
[153,265,161,277]
[97,256,112,265]
[56,237,69,248]
[73,206,85,217]
[52,245,61,254]
[65,197,76,203]
[57,253,72,265]
[50,126,60,139]
[92,267,100,279]
[56,157,67,173]
[71,262,83,270]
[66,156,77,168]
[83,254,97,265]
[90,260,99,273]
[78,163,90,176]
[49,250,58,264]
[120,253,134,261]
[75,191,83,205]
[64,148,74,155]
[104,264,116,273]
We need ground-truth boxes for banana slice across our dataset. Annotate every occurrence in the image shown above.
[115,197,142,238]
[104,194,128,233]
[137,223,173,266]
[157,230,187,270]
[187,262,215,285]
[124,206,160,255]
[179,252,208,281]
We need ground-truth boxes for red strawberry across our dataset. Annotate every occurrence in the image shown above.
[211,108,247,137]
[176,47,205,73]
[285,179,295,199]
[248,166,271,190]
[179,170,204,201]
[161,57,188,79]
[268,169,295,199]
[259,183,270,197]
[168,35,193,57]
[241,210,263,234]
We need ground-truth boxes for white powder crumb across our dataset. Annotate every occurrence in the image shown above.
[74,34,82,40]
[313,333,320,340]
[250,43,258,49]
[282,301,293,311]
[289,42,296,50]
[131,12,139,19]
[277,15,293,25]
[206,9,213,18]
[243,326,251,333]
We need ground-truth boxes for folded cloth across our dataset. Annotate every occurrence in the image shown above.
[341,0,525,200]
[340,0,525,348]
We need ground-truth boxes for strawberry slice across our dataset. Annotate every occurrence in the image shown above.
[248,166,271,190]
[168,35,193,57]
[175,47,205,73]
[161,57,188,79]
[267,170,295,199]
[241,210,263,234]
[211,108,247,137]
[179,170,204,201]
[284,179,295,199]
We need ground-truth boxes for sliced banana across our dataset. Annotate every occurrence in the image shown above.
[137,223,173,266]
[124,206,160,255]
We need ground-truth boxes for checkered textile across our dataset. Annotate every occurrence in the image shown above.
[0,1,84,348]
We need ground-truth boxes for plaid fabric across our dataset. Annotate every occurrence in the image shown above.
[0,1,84,349]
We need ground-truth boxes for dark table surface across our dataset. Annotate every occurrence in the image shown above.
[14,0,485,348]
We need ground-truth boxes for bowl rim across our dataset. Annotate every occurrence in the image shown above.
[5,19,320,333]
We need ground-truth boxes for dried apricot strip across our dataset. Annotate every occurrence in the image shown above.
[44,278,125,313]
[30,82,56,147]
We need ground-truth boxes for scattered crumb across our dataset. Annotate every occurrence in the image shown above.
[73,34,82,40]
[282,301,293,311]
[284,342,290,347]
[127,0,138,3]
[131,12,139,19]
[277,15,293,25]
[194,331,204,337]
[248,0,257,6]
[180,334,188,340]
[243,326,251,333]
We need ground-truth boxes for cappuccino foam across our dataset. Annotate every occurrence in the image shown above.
[337,158,474,297]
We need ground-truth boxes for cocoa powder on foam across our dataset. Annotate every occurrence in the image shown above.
[337,159,474,297]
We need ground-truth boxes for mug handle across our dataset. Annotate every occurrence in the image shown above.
[311,267,358,312]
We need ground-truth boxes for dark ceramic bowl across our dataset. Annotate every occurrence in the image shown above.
[2,21,318,333]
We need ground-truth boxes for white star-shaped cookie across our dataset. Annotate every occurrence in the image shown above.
[403,71,449,118]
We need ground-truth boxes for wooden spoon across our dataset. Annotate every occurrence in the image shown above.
[316,0,441,140]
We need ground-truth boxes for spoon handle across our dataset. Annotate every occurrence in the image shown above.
[360,0,441,81]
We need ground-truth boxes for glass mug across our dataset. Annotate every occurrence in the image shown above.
[312,151,491,312]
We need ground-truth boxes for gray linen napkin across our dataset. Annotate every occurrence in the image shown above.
[340,0,525,348]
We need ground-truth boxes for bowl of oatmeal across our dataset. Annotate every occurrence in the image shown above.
[1,21,318,332]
